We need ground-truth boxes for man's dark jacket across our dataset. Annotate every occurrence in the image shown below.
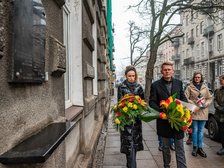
[149,78,187,139]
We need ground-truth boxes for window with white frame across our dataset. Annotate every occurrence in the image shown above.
[217,34,223,51]
[63,4,70,103]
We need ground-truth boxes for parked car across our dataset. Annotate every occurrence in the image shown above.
[205,100,222,141]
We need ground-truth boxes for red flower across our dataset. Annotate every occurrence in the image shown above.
[182,125,188,131]
[129,97,134,102]
[175,99,181,104]
[188,128,192,134]
[159,112,167,119]
[187,117,192,123]
[117,112,121,117]
[166,99,171,104]
[180,117,185,121]
[118,104,123,108]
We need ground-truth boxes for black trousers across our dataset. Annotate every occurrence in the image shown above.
[126,147,137,168]
[220,122,224,148]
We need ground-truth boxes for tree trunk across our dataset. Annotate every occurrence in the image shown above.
[145,49,158,103]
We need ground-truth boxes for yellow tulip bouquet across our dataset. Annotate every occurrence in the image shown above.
[112,93,192,132]
[112,94,159,131]
[159,93,192,132]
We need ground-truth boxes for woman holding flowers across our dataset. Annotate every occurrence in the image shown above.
[185,72,213,158]
[117,65,144,168]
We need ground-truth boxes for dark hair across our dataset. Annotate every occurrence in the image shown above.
[125,65,138,80]
[219,75,224,80]
[161,62,173,69]
[192,71,204,83]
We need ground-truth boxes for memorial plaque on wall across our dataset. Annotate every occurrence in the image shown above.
[9,0,46,83]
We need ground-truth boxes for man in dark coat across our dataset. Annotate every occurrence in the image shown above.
[214,75,224,155]
[149,62,187,168]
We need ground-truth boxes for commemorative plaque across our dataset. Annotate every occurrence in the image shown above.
[9,0,46,83]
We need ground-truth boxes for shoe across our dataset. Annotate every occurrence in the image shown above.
[170,144,175,151]
[158,145,163,151]
[192,146,198,157]
[217,148,224,155]
[197,148,207,158]
[186,138,192,145]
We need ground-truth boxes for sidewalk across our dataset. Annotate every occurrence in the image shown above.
[102,89,224,168]
[103,117,224,168]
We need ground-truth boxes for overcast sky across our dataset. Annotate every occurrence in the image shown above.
[112,1,139,75]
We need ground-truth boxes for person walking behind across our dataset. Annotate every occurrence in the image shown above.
[186,126,192,145]
[214,75,224,155]
[117,65,144,168]
[158,136,175,151]
[149,62,187,168]
[185,72,213,158]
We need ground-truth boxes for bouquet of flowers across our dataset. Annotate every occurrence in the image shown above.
[112,94,159,131]
[159,93,192,132]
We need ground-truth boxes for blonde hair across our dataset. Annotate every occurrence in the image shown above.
[161,62,173,69]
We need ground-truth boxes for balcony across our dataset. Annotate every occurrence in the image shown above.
[183,57,194,65]
[172,39,180,48]
[203,25,214,37]
[172,54,180,61]
[200,1,214,14]
[187,37,195,45]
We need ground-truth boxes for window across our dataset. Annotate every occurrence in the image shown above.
[209,38,213,52]
[182,51,185,59]
[186,49,189,58]
[186,15,189,26]
[217,34,223,51]
[196,44,199,59]
[200,21,204,34]
[63,4,71,105]
[201,42,204,57]
[217,61,222,76]
[186,32,189,40]
[191,29,194,38]
[196,25,199,37]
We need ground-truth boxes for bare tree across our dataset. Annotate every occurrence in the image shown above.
[129,0,224,102]
[128,21,150,66]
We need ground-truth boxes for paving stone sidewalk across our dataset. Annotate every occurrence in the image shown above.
[103,115,224,168]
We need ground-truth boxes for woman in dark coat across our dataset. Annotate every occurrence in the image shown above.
[117,65,144,168]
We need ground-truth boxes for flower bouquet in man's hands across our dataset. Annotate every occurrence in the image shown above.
[159,93,192,132]
[112,94,160,131]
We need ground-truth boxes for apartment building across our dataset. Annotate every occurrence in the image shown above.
[180,3,224,90]
[152,2,224,91]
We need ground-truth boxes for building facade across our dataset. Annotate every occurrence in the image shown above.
[0,0,114,168]
[152,1,224,91]
[180,1,224,90]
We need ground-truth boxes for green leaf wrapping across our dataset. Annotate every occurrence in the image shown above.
[140,106,160,122]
